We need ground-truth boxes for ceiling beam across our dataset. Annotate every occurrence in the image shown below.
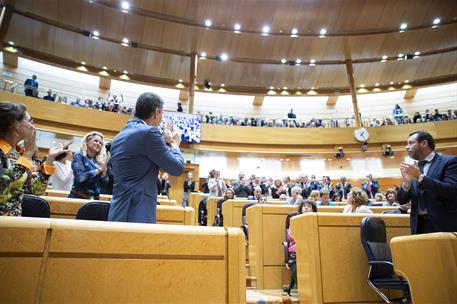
[343,38,362,128]
[188,52,197,114]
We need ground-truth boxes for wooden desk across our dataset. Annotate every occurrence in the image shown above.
[291,213,410,304]
[42,196,194,225]
[391,232,457,304]
[0,217,245,303]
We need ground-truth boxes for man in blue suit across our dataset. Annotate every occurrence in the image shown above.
[108,92,184,223]
[398,130,457,234]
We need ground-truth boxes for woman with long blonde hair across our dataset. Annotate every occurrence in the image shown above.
[69,131,109,199]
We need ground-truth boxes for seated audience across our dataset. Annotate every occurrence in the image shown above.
[316,189,336,206]
[287,186,302,205]
[42,89,56,101]
[343,187,373,214]
[307,190,320,203]
[0,102,68,216]
[283,199,317,296]
[49,150,73,191]
[248,186,263,201]
[69,131,109,200]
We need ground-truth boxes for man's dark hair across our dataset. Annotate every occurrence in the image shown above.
[134,92,164,120]
[409,130,435,150]
[0,102,27,138]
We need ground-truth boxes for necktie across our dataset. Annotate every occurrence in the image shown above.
[418,160,427,174]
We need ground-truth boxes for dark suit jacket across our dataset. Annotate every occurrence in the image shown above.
[397,153,457,234]
[108,117,184,223]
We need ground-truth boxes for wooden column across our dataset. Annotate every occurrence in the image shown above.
[343,38,361,128]
[2,49,17,67]
[99,76,111,90]
[253,95,264,106]
[188,52,198,114]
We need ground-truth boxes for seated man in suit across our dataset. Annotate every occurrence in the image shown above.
[108,92,184,223]
[398,130,457,234]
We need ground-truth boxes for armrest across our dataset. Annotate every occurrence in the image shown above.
[368,261,394,267]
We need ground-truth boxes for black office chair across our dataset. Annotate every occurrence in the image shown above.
[76,201,110,221]
[241,203,256,240]
[283,211,299,264]
[360,217,410,303]
[21,194,50,218]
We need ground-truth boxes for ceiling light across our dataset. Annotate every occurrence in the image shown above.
[414,51,421,56]
[281,58,287,64]
[283,87,288,90]
[234,23,241,32]
[374,83,380,87]
[92,30,100,37]
[205,19,212,27]
[121,1,130,10]
[269,86,274,90]
[122,38,129,44]
[220,83,225,87]
[102,66,107,70]
[390,81,394,85]
[178,79,183,83]
[399,23,408,31]
[262,25,270,35]
[200,52,207,58]
[404,80,409,83]
[220,53,228,61]
[8,41,14,45]
[123,70,128,74]
[309,59,316,66]
[398,53,403,57]
[360,84,365,88]
[433,18,441,25]
[319,28,327,36]
[291,28,298,37]
[382,55,388,60]
[80,61,86,65]
[295,59,301,64]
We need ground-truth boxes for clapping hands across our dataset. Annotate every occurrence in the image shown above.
[163,122,181,149]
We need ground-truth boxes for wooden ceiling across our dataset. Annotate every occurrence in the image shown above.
[3,0,457,94]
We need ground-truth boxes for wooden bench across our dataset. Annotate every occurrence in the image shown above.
[221,199,287,228]
[0,217,51,303]
[317,205,400,213]
[246,204,298,289]
[44,189,175,205]
[391,232,457,304]
[0,216,246,303]
[291,213,410,304]
[42,196,195,225]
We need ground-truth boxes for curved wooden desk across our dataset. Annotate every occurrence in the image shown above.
[391,232,457,304]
